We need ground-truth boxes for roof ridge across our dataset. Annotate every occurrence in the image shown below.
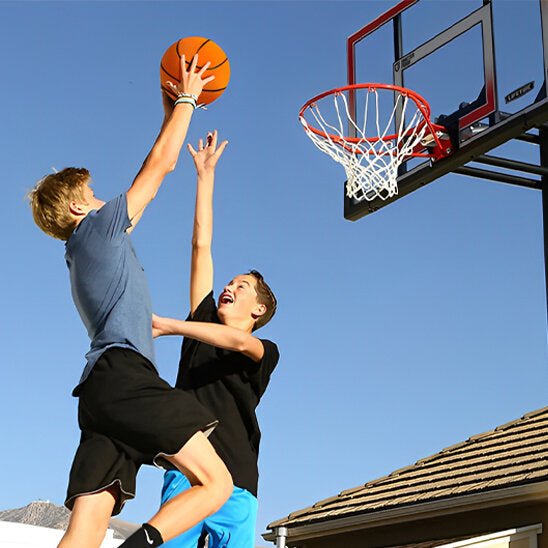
[409,408,548,467]
[317,453,548,509]
[520,406,548,420]
[405,437,548,472]
[283,470,548,525]
[328,407,548,500]
[431,424,548,458]
[346,445,548,494]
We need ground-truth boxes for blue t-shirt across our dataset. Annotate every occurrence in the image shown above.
[65,194,156,387]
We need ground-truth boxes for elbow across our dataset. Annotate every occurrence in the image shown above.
[191,238,211,250]
[235,341,248,354]
[235,335,251,354]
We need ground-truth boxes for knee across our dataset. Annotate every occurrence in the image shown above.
[58,528,107,548]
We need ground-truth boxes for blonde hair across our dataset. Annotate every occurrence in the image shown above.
[248,270,277,331]
[28,168,90,241]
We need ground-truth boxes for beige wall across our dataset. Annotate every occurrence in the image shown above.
[287,502,548,548]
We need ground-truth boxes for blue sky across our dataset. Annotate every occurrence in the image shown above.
[1,1,547,546]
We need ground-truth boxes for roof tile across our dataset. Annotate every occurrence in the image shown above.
[267,407,548,531]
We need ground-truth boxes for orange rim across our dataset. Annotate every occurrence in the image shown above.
[299,83,447,157]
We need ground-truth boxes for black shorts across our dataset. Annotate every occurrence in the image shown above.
[65,347,217,515]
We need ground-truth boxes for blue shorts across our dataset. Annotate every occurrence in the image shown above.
[161,470,258,548]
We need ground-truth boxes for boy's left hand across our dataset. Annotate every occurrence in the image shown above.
[188,130,228,175]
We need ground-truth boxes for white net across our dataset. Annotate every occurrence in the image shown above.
[300,86,432,202]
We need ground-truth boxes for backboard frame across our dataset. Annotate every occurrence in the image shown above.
[343,0,548,221]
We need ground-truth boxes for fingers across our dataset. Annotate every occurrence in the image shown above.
[173,54,215,98]
[189,53,198,73]
[183,54,207,77]
[189,131,227,162]
[165,81,178,94]
[206,131,228,156]
[214,140,229,159]
[197,60,211,77]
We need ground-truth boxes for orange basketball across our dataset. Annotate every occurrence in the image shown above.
[160,37,230,105]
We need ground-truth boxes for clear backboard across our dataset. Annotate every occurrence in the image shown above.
[339,0,548,220]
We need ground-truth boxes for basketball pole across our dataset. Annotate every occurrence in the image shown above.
[540,128,548,331]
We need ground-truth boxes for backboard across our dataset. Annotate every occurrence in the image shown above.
[342,0,548,220]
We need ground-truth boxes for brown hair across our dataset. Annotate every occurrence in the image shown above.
[248,270,277,330]
[28,167,90,241]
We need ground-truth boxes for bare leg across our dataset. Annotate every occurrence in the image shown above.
[58,487,117,548]
[147,432,232,543]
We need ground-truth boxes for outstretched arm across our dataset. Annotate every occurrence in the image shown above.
[153,315,264,362]
[126,54,214,227]
[188,131,228,314]
[126,92,174,234]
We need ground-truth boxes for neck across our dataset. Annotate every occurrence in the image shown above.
[70,206,93,227]
[223,317,254,333]
[73,215,86,228]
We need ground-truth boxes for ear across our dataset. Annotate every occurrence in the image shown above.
[251,303,267,320]
[69,200,86,217]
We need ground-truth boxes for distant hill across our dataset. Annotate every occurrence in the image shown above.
[0,501,138,540]
[0,500,270,546]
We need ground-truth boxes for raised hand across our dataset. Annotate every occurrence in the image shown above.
[188,130,228,175]
[166,54,215,101]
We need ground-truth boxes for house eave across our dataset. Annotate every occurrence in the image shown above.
[263,480,548,543]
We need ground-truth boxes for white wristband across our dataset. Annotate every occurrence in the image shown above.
[174,97,197,109]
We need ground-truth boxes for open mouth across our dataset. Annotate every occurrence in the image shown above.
[220,293,234,305]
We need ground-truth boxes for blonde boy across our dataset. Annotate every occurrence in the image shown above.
[29,56,232,548]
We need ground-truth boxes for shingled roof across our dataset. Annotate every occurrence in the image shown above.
[268,406,548,530]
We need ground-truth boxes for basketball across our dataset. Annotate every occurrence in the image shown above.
[160,37,230,105]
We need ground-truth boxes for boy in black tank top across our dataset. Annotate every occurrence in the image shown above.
[152,131,279,547]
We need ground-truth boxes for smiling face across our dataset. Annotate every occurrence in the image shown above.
[217,274,267,330]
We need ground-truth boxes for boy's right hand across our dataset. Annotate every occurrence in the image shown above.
[188,130,228,175]
[166,54,215,101]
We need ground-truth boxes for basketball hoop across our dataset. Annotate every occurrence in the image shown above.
[299,83,453,202]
